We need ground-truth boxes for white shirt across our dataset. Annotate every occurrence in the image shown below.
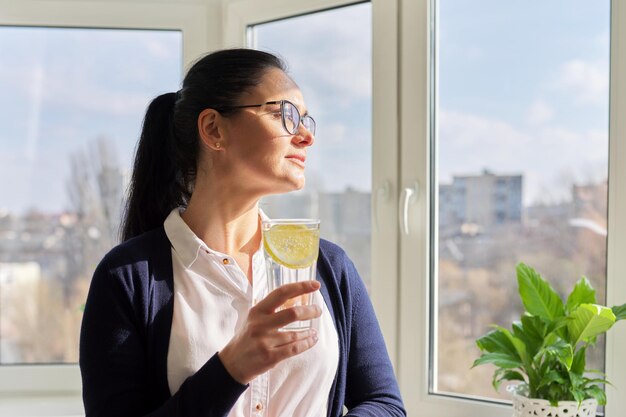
[164,208,339,417]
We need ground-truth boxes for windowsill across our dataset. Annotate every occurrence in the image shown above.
[0,394,83,417]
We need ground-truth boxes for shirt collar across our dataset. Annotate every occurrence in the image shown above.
[164,208,207,269]
[163,207,270,269]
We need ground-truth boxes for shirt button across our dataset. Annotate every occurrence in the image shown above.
[255,402,263,411]
[222,258,230,265]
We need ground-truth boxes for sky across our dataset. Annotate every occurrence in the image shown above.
[438,0,610,205]
[254,3,373,195]
[0,27,182,215]
[257,0,610,206]
[0,0,612,214]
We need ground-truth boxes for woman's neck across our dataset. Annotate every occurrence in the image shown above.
[180,188,262,257]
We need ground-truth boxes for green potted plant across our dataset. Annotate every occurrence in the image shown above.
[473,262,626,417]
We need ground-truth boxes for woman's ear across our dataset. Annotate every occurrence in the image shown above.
[197,108,225,151]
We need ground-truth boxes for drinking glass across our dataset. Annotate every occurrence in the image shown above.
[262,219,320,330]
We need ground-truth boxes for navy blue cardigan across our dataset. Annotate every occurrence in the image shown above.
[79,227,405,417]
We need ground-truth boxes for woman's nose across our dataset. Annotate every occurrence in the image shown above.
[294,124,314,147]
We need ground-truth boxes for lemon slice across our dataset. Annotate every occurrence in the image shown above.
[263,224,320,269]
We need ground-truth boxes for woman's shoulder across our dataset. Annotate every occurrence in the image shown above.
[318,238,358,279]
[94,226,170,280]
[105,227,167,261]
[319,238,348,261]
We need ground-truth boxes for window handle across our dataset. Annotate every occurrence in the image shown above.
[399,182,419,235]
[374,180,391,231]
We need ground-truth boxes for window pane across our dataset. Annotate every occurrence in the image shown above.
[251,3,373,288]
[0,27,182,364]
[434,0,610,401]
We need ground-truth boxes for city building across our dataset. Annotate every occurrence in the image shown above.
[439,169,523,229]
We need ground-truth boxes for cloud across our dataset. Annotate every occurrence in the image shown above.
[302,122,371,192]
[439,110,528,152]
[0,27,181,214]
[439,110,608,205]
[256,2,371,108]
[554,59,609,105]
[317,122,348,145]
[0,34,179,118]
[6,64,155,117]
[526,99,554,126]
[145,38,180,60]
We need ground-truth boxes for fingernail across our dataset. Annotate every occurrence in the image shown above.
[313,334,319,343]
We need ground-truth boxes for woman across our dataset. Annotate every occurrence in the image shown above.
[79,48,405,417]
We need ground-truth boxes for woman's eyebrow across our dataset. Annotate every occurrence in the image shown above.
[293,103,309,115]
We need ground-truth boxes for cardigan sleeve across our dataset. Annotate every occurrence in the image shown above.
[342,256,407,417]
[79,254,248,417]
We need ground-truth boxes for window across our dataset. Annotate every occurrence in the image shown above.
[3,1,623,416]
[398,0,626,416]
[435,0,611,401]
[0,2,208,407]
[0,26,182,365]
[249,2,373,288]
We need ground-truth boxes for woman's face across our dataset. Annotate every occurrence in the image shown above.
[212,68,315,196]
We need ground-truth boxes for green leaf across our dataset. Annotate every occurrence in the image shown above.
[568,304,616,346]
[584,369,607,377]
[476,328,520,359]
[566,277,596,314]
[473,352,523,369]
[582,377,611,386]
[571,387,586,405]
[569,371,585,388]
[542,337,573,370]
[537,370,567,389]
[571,347,586,375]
[514,315,546,358]
[546,384,566,406]
[586,385,607,405]
[493,369,526,391]
[612,303,626,321]
[517,263,565,321]
[546,316,570,335]
[541,331,558,350]
[494,326,528,364]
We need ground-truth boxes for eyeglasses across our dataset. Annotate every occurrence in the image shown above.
[216,99,316,136]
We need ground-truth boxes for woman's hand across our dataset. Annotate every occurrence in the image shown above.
[218,280,322,384]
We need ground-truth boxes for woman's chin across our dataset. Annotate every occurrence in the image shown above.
[285,171,306,190]
[293,175,306,190]
[264,177,305,196]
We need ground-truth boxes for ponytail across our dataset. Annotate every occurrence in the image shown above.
[120,92,188,242]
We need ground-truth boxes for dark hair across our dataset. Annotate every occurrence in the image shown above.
[120,49,287,242]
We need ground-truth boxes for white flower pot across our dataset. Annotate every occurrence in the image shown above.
[511,394,598,417]
[507,384,598,417]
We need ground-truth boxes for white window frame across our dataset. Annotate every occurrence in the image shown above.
[398,0,626,416]
[223,0,401,370]
[3,0,620,415]
[225,0,626,415]
[0,0,213,408]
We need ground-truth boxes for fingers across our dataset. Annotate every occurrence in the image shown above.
[254,280,320,313]
[271,332,319,362]
[264,304,322,329]
[272,328,318,348]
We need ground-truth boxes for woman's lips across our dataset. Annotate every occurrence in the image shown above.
[286,154,306,167]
